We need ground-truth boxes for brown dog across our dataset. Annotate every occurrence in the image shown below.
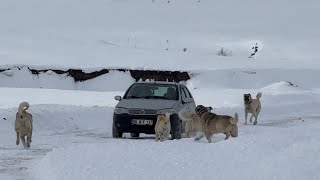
[154,112,171,142]
[178,106,212,137]
[244,92,262,125]
[15,102,33,148]
[194,105,238,143]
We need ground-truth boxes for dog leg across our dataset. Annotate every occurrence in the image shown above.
[16,132,20,145]
[253,114,258,125]
[27,133,31,148]
[224,133,230,140]
[249,113,254,123]
[185,123,191,138]
[160,133,164,142]
[194,134,204,141]
[20,136,26,149]
[205,132,212,143]
[185,129,190,138]
[253,112,259,125]
[30,131,32,143]
[165,131,170,140]
[155,133,159,142]
[244,110,248,124]
[251,112,257,124]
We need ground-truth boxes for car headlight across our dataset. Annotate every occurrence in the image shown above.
[157,109,176,115]
[114,107,129,115]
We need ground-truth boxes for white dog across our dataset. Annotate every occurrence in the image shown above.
[15,102,33,148]
[244,92,262,125]
[155,112,171,141]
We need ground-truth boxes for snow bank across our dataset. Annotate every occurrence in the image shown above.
[188,69,319,90]
[0,67,134,91]
[261,81,301,94]
[1,67,319,92]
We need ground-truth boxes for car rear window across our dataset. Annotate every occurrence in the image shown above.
[124,83,178,100]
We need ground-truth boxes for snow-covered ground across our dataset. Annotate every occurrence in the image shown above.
[1,0,320,179]
[1,81,320,180]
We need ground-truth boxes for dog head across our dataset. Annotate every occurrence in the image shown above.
[243,94,252,104]
[230,125,238,137]
[195,105,211,117]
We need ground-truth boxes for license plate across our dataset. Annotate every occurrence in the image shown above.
[132,119,153,125]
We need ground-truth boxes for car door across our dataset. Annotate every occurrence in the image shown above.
[180,85,196,113]
[183,86,196,113]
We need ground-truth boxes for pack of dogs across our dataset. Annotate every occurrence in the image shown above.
[13,92,262,148]
[158,92,262,143]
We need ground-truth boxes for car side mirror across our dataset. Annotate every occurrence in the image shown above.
[114,96,122,101]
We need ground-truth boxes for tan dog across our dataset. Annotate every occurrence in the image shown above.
[155,112,171,142]
[178,106,212,137]
[244,92,262,125]
[194,105,238,143]
[15,102,33,148]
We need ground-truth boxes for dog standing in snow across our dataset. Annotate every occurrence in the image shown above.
[15,102,33,148]
[244,92,262,125]
[154,112,171,142]
[193,105,238,143]
[178,106,212,137]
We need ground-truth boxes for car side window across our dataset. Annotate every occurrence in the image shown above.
[180,87,187,100]
[182,88,190,99]
[184,87,193,99]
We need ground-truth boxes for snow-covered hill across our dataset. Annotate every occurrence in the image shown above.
[1,0,320,69]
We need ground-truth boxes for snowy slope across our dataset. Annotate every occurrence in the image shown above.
[0,0,320,69]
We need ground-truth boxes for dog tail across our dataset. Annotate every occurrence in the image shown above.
[178,110,193,122]
[18,101,30,113]
[230,113,238,125]
[256,92,262,100]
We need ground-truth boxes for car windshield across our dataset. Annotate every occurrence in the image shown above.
[124,83,178,100]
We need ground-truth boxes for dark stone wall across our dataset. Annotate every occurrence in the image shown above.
[1,67,191,82]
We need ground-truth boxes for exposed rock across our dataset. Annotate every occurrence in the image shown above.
[2,67,190,83]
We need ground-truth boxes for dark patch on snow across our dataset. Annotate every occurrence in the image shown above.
[285,81,298,87]
[1,67,190,82]
[129,69,190,82]
[0,68,9,73]
[242,71,256,74]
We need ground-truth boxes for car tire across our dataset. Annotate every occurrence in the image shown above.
[112,123,123,138]
[130,133,140,138]
[171,115,182,140]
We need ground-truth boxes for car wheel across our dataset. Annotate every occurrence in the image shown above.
[112,123,123,138]
[171,115,182,140]
[130,133,140,138]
